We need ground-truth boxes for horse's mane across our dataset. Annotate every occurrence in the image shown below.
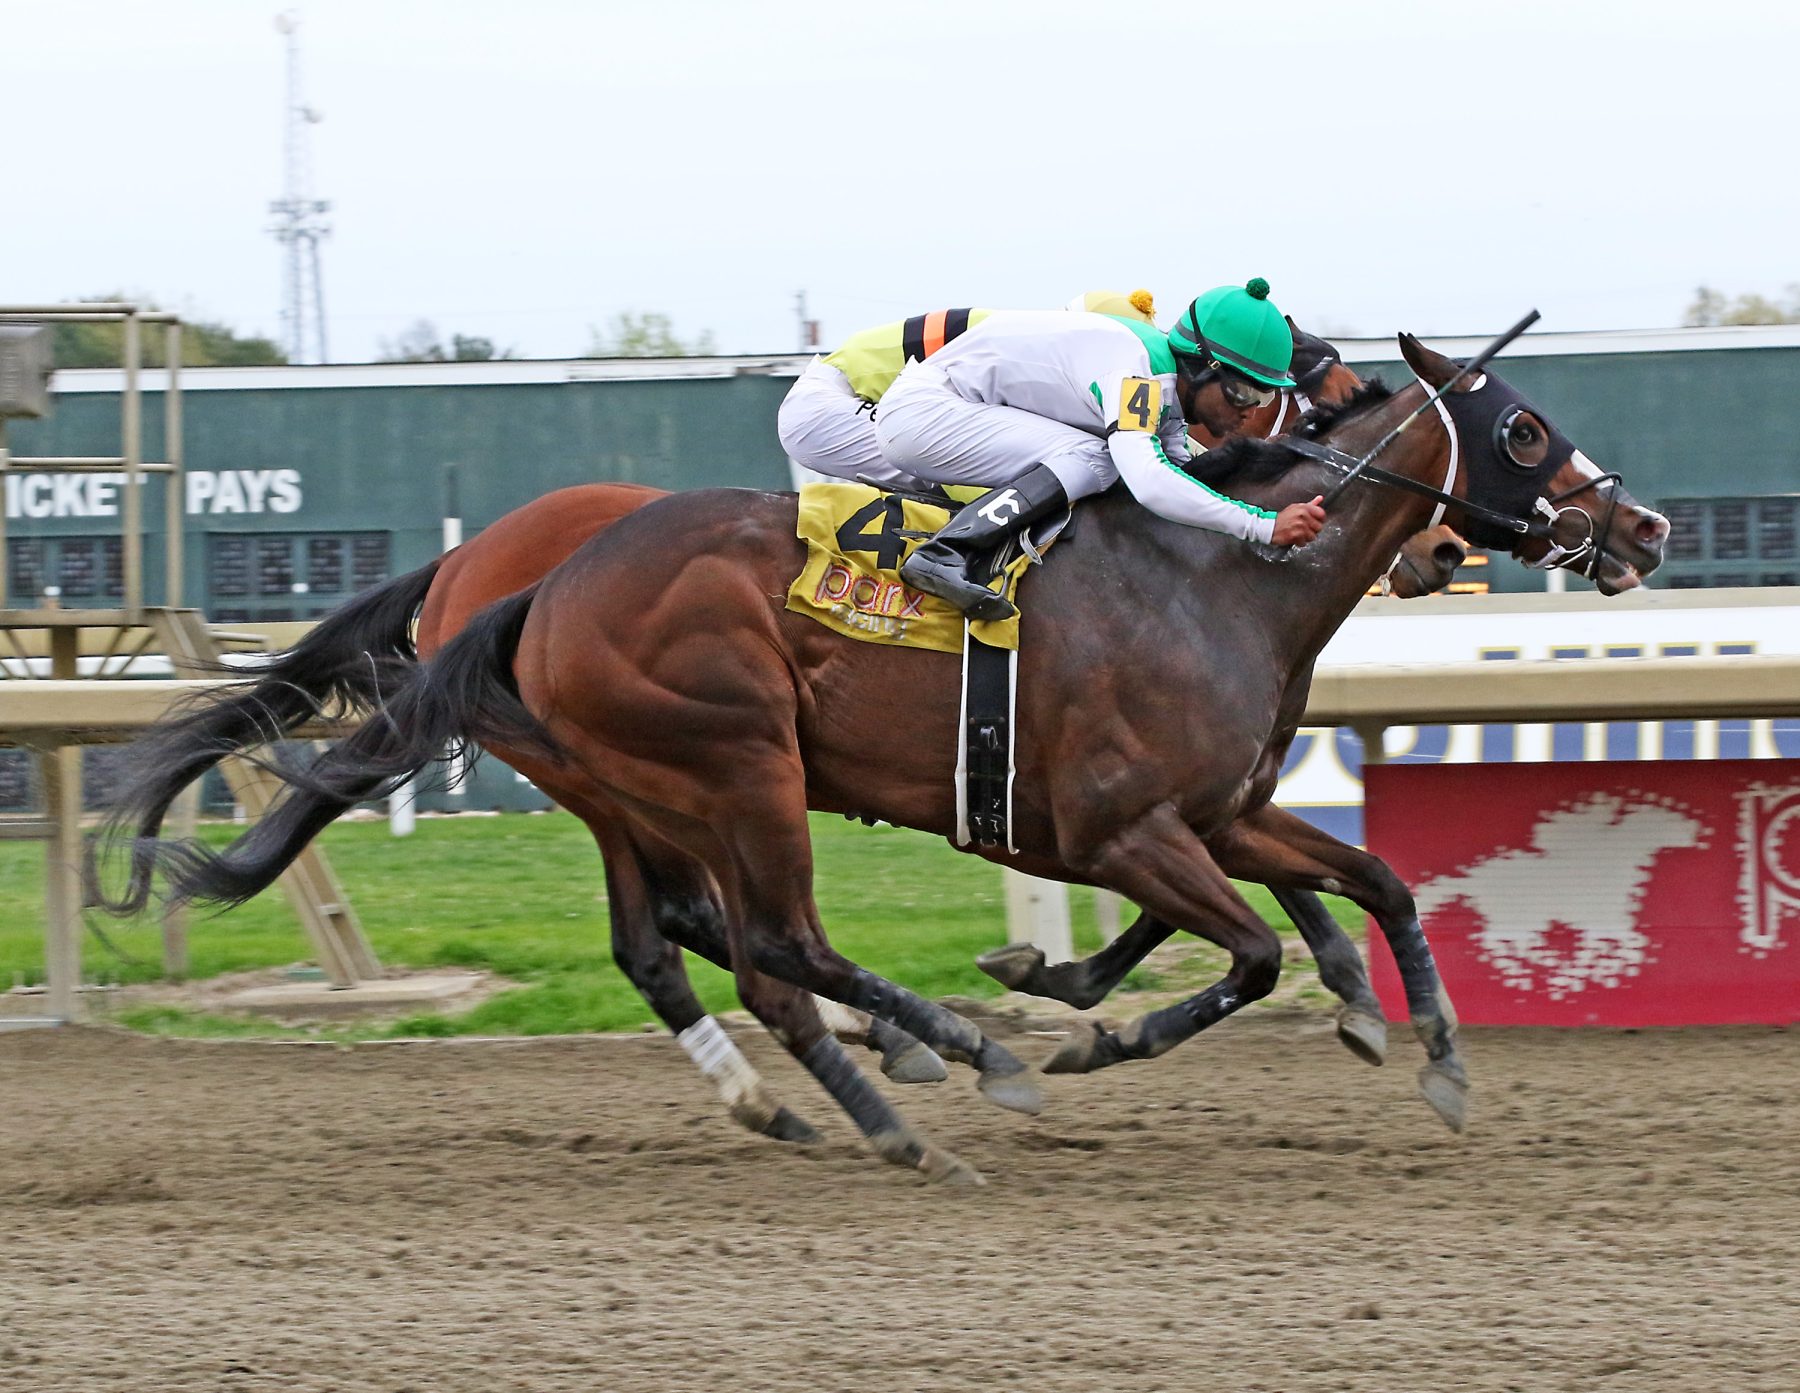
[1186,377,1395,488]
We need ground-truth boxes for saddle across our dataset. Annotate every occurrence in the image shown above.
[784,481,1067,655]
[786,481,1070,851]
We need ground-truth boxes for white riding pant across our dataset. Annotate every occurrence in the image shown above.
[873,364,1117,502]
[777,360,920,488]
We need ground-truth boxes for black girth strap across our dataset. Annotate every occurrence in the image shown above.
[959,630,1016,849]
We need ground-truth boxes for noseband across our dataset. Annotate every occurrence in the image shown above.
[1528,469,1623,581]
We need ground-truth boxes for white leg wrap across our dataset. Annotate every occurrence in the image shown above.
[676,1016,766,1111]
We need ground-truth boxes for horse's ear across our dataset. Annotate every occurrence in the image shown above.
[1297,355,1335,395]
[1398,332,1470,392]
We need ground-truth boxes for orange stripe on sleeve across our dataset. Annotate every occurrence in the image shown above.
[922,309,949,358]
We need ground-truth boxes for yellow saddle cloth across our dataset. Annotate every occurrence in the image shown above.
[785,482,1043,654]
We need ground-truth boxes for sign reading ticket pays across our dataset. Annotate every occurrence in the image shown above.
[1364,760,1800,1026]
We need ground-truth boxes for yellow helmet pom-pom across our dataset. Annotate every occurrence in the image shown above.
[1068,289,1158,324]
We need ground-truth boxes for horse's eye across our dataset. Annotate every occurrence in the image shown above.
[1498,408,1550,468]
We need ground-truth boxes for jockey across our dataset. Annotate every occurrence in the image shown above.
[776,290,1159,488]
[882,279,1329,620]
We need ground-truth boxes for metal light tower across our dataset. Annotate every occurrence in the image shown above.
[269,11,330,364]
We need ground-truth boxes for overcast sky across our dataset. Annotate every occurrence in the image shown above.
[4,0,1791,361]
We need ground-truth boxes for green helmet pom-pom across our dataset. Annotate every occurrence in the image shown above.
[1246,277,1271,300]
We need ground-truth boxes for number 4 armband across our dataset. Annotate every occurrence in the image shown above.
[1110,376,1162,435]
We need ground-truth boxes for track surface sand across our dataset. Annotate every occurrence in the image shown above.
[4,1016,1795,1391]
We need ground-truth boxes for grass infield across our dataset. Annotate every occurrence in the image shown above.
[0,811,1364,1039]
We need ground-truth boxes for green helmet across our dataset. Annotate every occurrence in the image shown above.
[1168,278,1297,388]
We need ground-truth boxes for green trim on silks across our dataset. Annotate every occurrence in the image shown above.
[1088,381,1104,410]
[1150,436,1277,520]
[1102,316,1177,376]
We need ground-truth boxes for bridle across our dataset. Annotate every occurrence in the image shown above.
[1284,403,1623,582]
[1530,467,1623,581]
[1273,311,1621,583]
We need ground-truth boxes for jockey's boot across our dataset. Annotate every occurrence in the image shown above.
[899,464,1068,622]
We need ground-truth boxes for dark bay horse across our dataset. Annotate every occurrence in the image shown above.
[92,353,1468,1141]
[104,332,1667,1180]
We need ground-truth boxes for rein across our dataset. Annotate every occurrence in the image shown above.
[1274,310,1621,582]
[1282,432,1540,540]
[1316,309,1541,511]
[1282,405,1621,579]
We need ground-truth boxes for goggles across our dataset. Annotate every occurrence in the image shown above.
[1216,365,1277,410]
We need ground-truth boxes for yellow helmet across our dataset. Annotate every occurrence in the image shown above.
[1066,288,1157,324]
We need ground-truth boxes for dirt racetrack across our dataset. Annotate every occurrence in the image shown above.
[4,1014,1796,1392]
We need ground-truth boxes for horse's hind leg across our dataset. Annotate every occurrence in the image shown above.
[588,820,819,1144]
[637,865,948,1089]
[1045,805,1286,1075]
[730,962,980,1185]
[809,999,950,1085]
[1209,804,1465,1130]
[699,765,1046,1119]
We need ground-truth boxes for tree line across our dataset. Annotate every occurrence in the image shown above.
[44,295,720,367]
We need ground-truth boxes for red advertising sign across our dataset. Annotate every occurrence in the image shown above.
[1363,760,1800,1026]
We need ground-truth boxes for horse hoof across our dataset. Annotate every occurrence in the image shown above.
[1417,1062,1469,1134]
[919,1147,985,1186]
[1335,1005,1388,1067]
[736,1103,821,1145]
[882,1040,950,1086]
[977,1067,1046,1116]
[870,1128,983,1184]
[1042,1021,1108,1075]
[975,942,1045,991]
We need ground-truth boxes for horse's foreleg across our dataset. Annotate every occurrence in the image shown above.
[1044,805,1284,1075]
[976,911,1177,1008]
[1210,804,1466,1132]
[1266,886,1389,1066]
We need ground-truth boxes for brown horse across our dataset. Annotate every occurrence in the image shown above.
[110,332,1667,1180]
[408,359,1468,1079]
[409,337,1464,1094]
[94,350,1462,1138]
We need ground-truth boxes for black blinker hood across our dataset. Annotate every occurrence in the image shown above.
[1438,362,1577,550]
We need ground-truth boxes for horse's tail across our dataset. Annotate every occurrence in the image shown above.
[97,585,559,912]
[88,560,445,915]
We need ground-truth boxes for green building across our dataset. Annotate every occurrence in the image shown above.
[6,326,1796,809]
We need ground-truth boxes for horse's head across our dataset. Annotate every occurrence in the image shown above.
[1382,525,1471,598]
[1398,334,1669,595]
[1288,317,1349,403]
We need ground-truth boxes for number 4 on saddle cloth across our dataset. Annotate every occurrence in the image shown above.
[785,481,1073,850]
